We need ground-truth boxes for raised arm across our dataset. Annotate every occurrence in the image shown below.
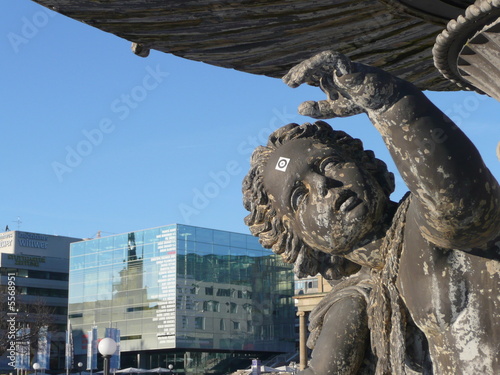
[284,51,500,249]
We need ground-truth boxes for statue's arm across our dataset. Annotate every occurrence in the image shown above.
[366,78,500,249]
[284,51,500,249]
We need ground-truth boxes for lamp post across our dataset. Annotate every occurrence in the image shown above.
[168,364,173,375]
[78,362,83,375]
[33,363,40,375]
[98,338,117,375]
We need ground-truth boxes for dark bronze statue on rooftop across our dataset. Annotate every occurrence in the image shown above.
[243,51,500,375]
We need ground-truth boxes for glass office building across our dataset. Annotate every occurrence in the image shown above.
[68,224,295,374]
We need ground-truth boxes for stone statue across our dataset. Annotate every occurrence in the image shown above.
[242,51,500,375]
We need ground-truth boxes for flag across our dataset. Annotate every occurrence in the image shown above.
[15,327,30,370]
[87,327,98,370]
[65,320,74,371]
[104,327,120,370]
[251,359,261,375]
[37,326,51,369]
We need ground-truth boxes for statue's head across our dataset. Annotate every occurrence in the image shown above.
[243,121,394,277]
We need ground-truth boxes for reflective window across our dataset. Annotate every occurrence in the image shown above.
[230,302,237,314]
[213,230,230,246]
[68,224,295,354]
[195,317,205,330]
[230,233,246,248]
[195,227,213,244]
[246,235,263,251]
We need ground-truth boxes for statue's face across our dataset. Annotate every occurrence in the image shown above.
[262,138,387,255]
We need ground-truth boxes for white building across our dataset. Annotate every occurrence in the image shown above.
[0,230,81,371]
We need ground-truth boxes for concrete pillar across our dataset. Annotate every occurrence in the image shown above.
[297,311,308,370]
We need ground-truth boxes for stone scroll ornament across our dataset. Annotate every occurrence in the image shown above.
[242,51,500,375]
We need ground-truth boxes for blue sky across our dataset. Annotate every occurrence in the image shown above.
[2,0,499,239]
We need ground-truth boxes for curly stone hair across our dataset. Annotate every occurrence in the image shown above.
[242,121,395,279]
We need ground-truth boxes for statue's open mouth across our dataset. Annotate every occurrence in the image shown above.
[335,191,360,212]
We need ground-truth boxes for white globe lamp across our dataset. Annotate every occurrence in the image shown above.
[98,338,117,375]
[33,363,41,375]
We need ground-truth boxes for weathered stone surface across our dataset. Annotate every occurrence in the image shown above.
[434,0,500,100]
[243,51,500,374]
[31,0,469,91]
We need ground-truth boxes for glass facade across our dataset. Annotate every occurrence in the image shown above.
[69,224,295,372]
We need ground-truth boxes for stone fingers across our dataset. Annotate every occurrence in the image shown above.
[282,59,321,87]
[298,99,364,119]
[283,50,353,88]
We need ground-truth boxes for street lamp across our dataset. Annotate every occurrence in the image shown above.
[78,362,83,375]
[168,364,173,374]
[33,362,40,375]
[98,338,117,375]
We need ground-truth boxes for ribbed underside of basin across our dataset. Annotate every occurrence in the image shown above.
[33,0,459,91]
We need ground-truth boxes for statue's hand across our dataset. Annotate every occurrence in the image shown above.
[283,51,364,118]
[284,51,401,118]
[282,50,352,88]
